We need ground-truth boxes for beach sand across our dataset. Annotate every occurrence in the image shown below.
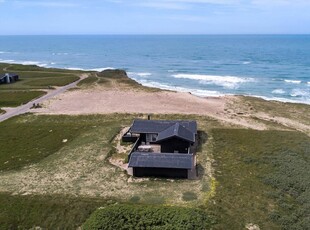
[34,72,310,135]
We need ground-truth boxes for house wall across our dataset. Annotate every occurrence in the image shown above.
[133,167,188,178]
[158,137,190,153]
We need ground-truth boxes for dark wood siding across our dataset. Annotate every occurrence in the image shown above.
[133,167,188,178]
[158,137,190,153]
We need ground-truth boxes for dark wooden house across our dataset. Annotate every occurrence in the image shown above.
[0,73,19,84]
[125,119,198,179]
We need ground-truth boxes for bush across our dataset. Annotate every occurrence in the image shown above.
[82,204,210,230]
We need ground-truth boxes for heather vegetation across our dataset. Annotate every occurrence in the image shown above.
[82,204,211,230]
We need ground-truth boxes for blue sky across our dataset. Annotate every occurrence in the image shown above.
[0,0,309,35]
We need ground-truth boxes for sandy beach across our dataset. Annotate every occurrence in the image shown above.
[34,73,310,135]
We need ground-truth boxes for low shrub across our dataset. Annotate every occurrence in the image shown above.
[82,204,210,230]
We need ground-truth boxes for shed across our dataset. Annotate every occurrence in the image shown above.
[129,152,194,178]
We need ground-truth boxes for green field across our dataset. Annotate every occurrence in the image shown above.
[0,91,46,107]
[0,63,82,109]
[0,112,309,229]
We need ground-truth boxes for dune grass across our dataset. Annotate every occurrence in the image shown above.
[0,113,217,228]
[78,69,160,92]
[0,91,46,107]
[0,114,133,172]
[0,112,309,229]
[208,129,310,230]
[0,193,109,230]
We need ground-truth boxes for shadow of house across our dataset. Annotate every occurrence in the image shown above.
[123,119,200,179]
[0,73,19,84]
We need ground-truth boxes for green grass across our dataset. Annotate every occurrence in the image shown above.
[240,96,310,126]
[0,63,82,91]
[78,69,161,92]
[24,75,79,87]
[0,63,83,110]
[77,75,98,86]
[182,192,198,201]
[0,193,109,230]
[208,129,310,230]
[0,91,46,107]
[82,204,212,230]
[0,112,309,229]
[0,114,135,172]
[3,64,84,74]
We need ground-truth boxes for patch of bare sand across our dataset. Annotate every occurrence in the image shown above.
[36,88,267,130]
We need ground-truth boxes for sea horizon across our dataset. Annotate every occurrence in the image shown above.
[1,34,310,104]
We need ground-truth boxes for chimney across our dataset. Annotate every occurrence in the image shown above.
[148,114,151,120]
[5,73,10,84]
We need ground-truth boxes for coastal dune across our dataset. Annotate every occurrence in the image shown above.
[38,88,225,116]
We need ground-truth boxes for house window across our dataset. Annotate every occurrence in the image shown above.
[146,134,157,143]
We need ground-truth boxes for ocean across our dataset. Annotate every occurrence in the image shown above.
[0,35,310,104]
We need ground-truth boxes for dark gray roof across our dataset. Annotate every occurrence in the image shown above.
[128,152,193,169]
[129,119,197,135]
[0,73,18,79]
[156,122,195,143]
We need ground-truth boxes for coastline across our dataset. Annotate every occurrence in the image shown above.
[1,60,309,105]
[0,62,309,135]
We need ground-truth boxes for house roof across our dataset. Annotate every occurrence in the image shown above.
[129,119,197,135]
[128,152,194,169]
[156,122,195,143]
[0,73,18,80]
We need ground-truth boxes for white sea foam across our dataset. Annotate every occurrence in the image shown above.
[89,67,115,72]
[284,79,301,84]
[65,67,114,72]
[0,59,15,63]
[128,72,152,77]
[272,89,286,94]
[172,74,254,89]
[251,95,310,105]
[242,61,251,65]
[290,89,309,97]
[307,82,310,85]
[134,79,224,97]
[0,59,48,67]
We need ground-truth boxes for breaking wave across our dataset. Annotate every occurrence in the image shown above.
[128,72,152,77]
[272,89,286,94]
[0,59,48,67]
[65,67,115,72]
[132,79,223,97]
[172,74,254,89]
[290,89,310,97]
[284,79,301,84]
